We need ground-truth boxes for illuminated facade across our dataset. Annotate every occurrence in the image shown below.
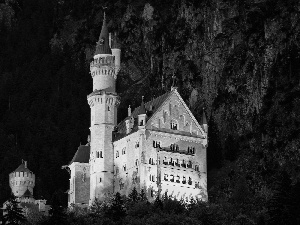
[65,14,208,207]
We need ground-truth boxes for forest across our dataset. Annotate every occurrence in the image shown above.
[0,0,300,224]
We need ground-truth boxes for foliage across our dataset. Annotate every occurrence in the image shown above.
[1,0,300,223]
[3,194,26,225]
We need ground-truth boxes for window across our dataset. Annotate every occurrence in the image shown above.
[171,144,179,151]
[195,182,200,188]
[163,157,168,165]
[99,177,102,183]
[149,158,154,165]
[151,190,154,197]
[164,174,168,181]
[188,147,195,154]
[96,151,99,158]
[187,161,192,168]
[176,175,180,183]
[163,111,167,123]
[170,175,174,182]
[188,177,192,185]
[140,120,144,126]
[175,159,180,167]
[153,141,161,148]
[122,147,126,155]
[123,165,126,171]
[149,175,155,182]
[116,168,119,174]
[182,176,186,184]
[135,142,139,148]
[181,159,186,168]
[135,159,139,166]
[116,151,119,158]
[107,106,110,111]
[195,165,199,171]
[100,151,103,158]
[170,121,178,130]
[169,158,174,166]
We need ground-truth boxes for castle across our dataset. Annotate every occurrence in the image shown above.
[64,14,208,208]
[2,160,49,216]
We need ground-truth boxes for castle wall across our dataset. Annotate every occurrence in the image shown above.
[113,131,141,196]
[69,163,90,206]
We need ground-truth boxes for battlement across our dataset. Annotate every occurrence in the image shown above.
[90,55,115,68]
[87,93,120,108]
[9,171,35,179]
[91,67,116,79]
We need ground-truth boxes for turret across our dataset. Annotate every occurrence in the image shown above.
[9,160,35,198]
[89,13,121,92]
[138,96,147,129]
[88,12,121,204]
[202,109,208,133]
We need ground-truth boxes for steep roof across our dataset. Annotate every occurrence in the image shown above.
[69,145,90,165]
[94,13,112,55]
[114,91,171,140]
[14,162,32,173]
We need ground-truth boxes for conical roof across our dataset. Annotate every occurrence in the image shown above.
[94,12,112,55]
[14,161,32,173]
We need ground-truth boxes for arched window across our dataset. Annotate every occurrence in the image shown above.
[116,151,119,158]
[100,151,103,158]
[163,111,167,123]
[135,159,139,166]
[170,175,174,182]
[176,175,180,183]
[188,177,192,185]
[182,176,186,184]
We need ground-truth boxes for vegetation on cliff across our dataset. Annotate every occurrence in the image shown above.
[1,0,300,223]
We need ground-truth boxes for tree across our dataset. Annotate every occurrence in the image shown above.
[128,187,139,203]
[3,194,26,225]
[106,192,126,222]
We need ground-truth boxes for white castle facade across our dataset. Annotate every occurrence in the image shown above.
[64,14,208,207]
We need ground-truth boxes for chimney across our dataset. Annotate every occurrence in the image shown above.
[24,161,27,168]
[128,105,131,117]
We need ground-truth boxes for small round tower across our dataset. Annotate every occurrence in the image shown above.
[9,160,35,197]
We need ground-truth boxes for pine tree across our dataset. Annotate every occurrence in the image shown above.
[139,188,148,202]
[3,194,26,225]
[107,192,126,222]
[128,187,139,203]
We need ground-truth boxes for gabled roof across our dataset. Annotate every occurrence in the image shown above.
[94,13,112,55]
[69,145,90,165]
[113,88,205,141]
[115,91,171,137]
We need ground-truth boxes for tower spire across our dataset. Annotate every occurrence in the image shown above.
[95,9,112,55]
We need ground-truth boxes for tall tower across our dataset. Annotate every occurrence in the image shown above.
[9,160,35,198]
[88,13,121,204]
